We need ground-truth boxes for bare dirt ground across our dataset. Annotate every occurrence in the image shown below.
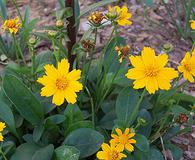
[3,0,195,159]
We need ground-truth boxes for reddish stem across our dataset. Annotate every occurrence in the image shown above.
[65,0,76,69]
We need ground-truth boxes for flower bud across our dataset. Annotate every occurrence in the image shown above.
[48,30,57,37]
[88,11,104,26]
[56,20,64,28]
[29,36,37,45]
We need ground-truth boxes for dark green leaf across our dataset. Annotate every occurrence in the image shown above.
[45,114,66,124]
[0,99,18,137]
[148,147,164,160]
[55,145,80,160]
[64,128,104,158]
[33,124,45,142]
[116,88,140,126]
[135,134,150,152]
[99,111,116,130]
[3,75,44,125]
[32,144,54,160]
[10,143,40,160]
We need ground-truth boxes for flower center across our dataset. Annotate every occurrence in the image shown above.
[56,78,68,90]
[184,64,192,72]
[145,66,159,77]
[109,151,119,160]
[119,134,128,144]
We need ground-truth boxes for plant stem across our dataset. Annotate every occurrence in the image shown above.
[128,89,146,125]
[85,87,95,127]
[65,0,76,69]
[12,34,26,65]
[51,38,59,63]
[0,146,7,160]
[160,135,167,160]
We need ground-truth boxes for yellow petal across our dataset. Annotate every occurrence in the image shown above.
[101,143,110,152]
[68,81,83,92]
[156,54,168,68]
[146,77,158,94]
[44,64,58,78]
[133,78,146,89]
[126,68,145,80]
[97,151,107,159]
[125,143,134,152]
[57,59,70,76]
[124,128,130,135]
[129,55,144,68]
[64,89,77,104]
[128,139,136,144]
[40,86,56,97]
[52,90,65,106]
[115,128,122,135]
[67,69,81,81]
[141,47,156,66]
[116,143,125,152]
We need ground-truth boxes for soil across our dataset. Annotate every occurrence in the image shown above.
[2,0,195,159]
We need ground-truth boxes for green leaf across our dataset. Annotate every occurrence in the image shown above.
[64,128,104,158]
[45,114,66,124]
[171,105,189,116]
[116,88,140,126]
[135,134,150,152]
[33,124,45,142]
[65,121,93,136]
[0,0,7,20]
[99,110,116,130]
[35,50,55,70]
[165,143,183,160]
[64,104,83,127]
[103,37,126,73]
[0,99,18,137]
[32,144,54,160]
[55,145,80,160]
[148,147,164,160]
[3,75,44,125]
[79,0,118,18]
[11,143,40,160]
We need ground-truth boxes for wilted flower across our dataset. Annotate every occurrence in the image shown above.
[176,114,189,124]
[178,51,195,82]
[115,45,130,63]
[97,143,127,160]
[110,128,136,152]
[88,11,104,26]
[190,20,195,30]
[81,39,95,52]
[126,47,178,94]
[37,59,83,106]
[2,16,22,34]
[107,6,132,26]
[56,20,64,28]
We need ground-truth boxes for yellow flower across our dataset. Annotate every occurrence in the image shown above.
[190,20,195,30]
[178,51,195,82]
[2,16,22,34]
[0,133,4,142]
[97,143,127,160]
[115,45,130,63]
[108,6,132,26]
[0,122,6,132]
[110,128,136,152]
[37,59,83,106]
[126,47,178,94]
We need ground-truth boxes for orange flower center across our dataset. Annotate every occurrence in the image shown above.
[56,78,68,90]
[145,66,159,77]
[119,134,128,144]
[109,151,119,160]
[184,64,192,72]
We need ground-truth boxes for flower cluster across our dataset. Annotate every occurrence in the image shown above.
[2,16,22,34]
[97,128,136,160]
[0,122,6,142]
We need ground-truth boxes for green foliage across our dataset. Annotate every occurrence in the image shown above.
[0,0,194,159]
